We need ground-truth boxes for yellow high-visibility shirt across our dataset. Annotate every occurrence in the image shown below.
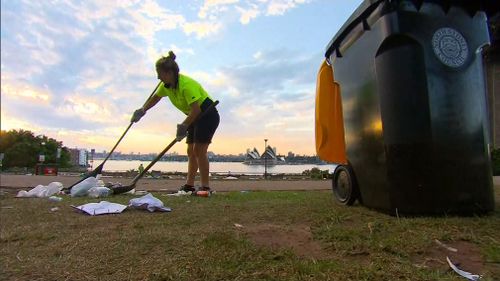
[155,74,212,114]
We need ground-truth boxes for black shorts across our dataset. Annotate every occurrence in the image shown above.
[186,99,220,144]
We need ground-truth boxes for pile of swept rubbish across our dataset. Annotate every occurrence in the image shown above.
[14,176,172,216]
[16,175,120,199]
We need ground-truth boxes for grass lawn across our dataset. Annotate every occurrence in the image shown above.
[1,187,499,281]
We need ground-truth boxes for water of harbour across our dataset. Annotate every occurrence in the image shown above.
[91,159,337,175]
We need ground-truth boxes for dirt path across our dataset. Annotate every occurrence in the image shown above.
[0,174,332,192]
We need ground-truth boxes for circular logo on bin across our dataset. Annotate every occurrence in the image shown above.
[432,27,468,68]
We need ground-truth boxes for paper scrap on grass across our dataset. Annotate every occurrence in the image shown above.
[446,256,481,281]
[72,201,127,216]
[128,193,171,212]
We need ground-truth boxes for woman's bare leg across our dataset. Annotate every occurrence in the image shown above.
[186,144,198,186]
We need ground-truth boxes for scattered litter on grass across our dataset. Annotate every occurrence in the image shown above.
[50,207,59,212]
[234,223,244,228]
[224,176,238,180]
[166,190,192,197]
[87,186,111,198]
[105,182,123,189]
[435,239,458,252]
[71,177,99,197]
[1,206,14,209]
[446,256,481,281]
[128,193,171,212]
[368,222,374,235]
[195,190,210,197]
[240,190,250,193]
[135,190,148,196]
[72,201,127,216]
[16,182,63,198]
[48,196,63,202]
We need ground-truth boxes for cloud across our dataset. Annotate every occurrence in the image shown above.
[1,82,51,103]
[219,48,319,96]
[196,0,309,27]
[182,21,223,39]
[236,4,260,24]
[266,0,308,16]
[186,49,321,152]
[198,0,240,19]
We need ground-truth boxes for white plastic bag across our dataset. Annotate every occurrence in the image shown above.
[87,186,111,198]
[16,182,63,198]
[45,182,63,196]
[128,193,171,212]
[70,177,98,197]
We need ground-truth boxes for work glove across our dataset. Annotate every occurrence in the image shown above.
[131,108,145,123]
[176,123,188,141]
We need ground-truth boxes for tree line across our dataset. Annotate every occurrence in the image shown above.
[0,129,72,170]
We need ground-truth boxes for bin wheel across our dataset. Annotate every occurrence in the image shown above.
[332,165,359,206]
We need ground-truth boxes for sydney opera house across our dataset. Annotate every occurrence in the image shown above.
[244,146,286,165]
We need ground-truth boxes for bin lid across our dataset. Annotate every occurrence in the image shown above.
[325,0,499,59]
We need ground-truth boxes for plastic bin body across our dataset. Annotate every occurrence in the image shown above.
[324,1,495,214]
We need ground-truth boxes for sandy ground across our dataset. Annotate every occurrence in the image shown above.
[0,174,332,192]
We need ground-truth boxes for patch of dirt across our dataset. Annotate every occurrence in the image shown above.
[413,240,486,275]
[240,223,331,259]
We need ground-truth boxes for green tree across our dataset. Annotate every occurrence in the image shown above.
[0,129,71,170]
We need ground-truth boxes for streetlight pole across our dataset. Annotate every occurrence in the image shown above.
[264,139,268,180]
[56,146,61,176]
[37,141,46,175]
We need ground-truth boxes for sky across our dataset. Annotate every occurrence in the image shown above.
[1,0,362,156]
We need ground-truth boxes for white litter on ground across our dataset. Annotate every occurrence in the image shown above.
[435,239,458,252]
[48,196,63,202]
[446,256,482,281]
[129,193,171,212]
[87,186,111,198]
[72,201,127,216]
[70,177,99,197]
[166,190,192,197]
[16,182,63,198]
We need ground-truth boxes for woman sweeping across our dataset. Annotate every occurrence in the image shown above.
[131,51,220,194]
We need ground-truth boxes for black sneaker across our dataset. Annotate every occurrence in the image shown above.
[200,186,211,192]
[179,184,196,193]
[200,186,215,195]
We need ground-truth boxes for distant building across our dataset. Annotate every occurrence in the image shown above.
[68,148,88,167]
[244,146,285,165]
[246,148,261,160]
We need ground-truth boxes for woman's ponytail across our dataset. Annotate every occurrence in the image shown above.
[156,51,179,86]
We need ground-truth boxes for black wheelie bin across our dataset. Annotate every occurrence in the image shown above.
[315,0,498,215]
